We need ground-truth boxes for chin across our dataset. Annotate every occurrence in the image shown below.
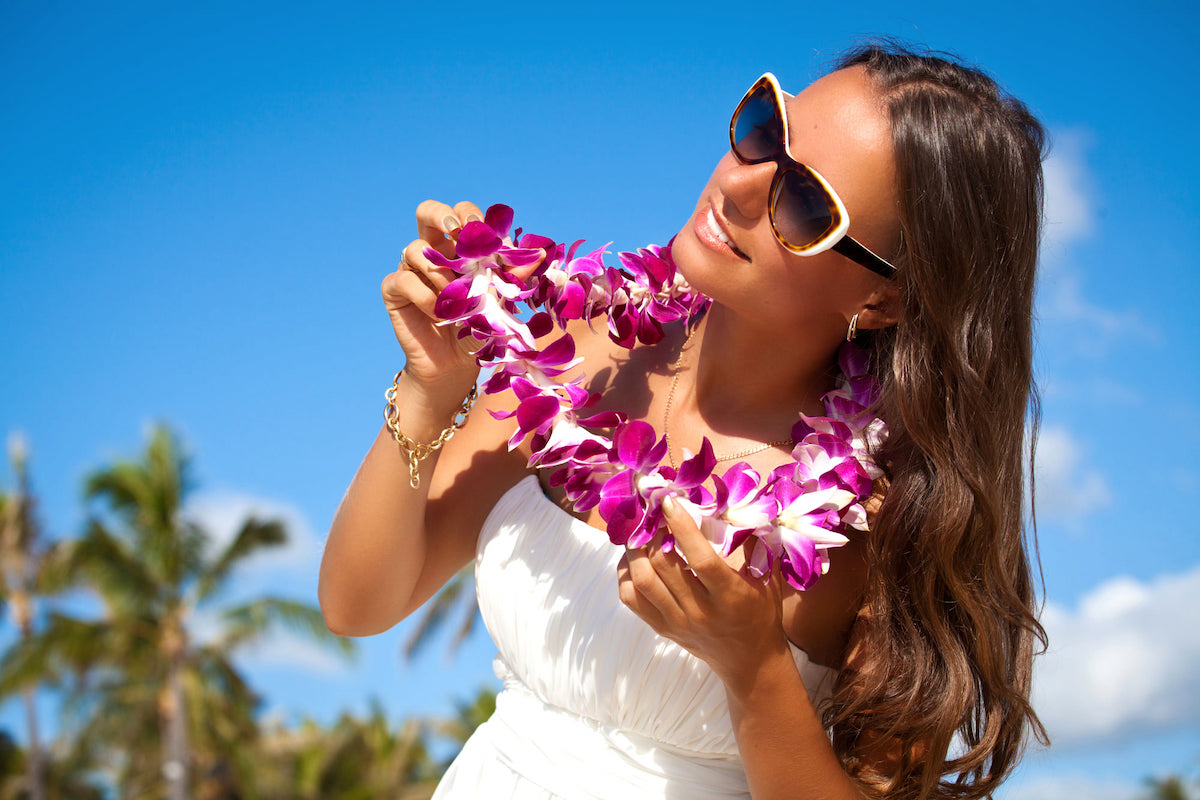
[669,219,719,298]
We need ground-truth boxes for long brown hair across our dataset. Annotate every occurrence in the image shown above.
[824,43,1048,799]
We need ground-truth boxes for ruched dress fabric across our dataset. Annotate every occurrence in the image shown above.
[431,475,839,800]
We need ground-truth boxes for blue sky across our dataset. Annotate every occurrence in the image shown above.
[2,1,1198,796]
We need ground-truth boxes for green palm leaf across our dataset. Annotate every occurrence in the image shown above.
[402,565,480,661]
[219,597,354,658]
[67,520,159,615]
[8,422,357,797]
[195,517,286,602]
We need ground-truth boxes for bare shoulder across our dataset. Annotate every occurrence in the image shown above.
[560,316,681,419]
[420,318,636,546]
[532,317,683,517]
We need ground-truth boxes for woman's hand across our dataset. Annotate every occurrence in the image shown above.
[617,500,872,800]
[617,497,794,692]
[382,200,485,404]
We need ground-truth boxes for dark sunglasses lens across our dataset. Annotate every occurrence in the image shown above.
[773,170,837,248]
[732,86,782,162]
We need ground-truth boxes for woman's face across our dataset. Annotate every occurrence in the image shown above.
[673,66,900,332]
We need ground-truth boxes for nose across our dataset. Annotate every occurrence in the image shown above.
[717,155,776,224]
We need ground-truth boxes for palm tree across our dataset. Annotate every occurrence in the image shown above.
[402,565,482,661]
[2,423,353,798]
[0,433,48,800]
[254,703,438,800]
[0,727,106,800]
[430,685,496,771]
[1141,774,1200,800]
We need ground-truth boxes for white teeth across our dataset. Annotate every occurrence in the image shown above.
[706,208,732,245]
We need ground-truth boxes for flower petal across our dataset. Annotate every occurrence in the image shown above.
[515,394,561,434]
[614,420,656,469]
[484,204,514,239]
[676,438,716,488]
[456,221,503,259]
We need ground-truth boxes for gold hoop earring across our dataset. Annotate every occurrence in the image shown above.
[846,313,859,342]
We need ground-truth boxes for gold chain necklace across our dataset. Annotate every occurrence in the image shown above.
[662,325,794,469]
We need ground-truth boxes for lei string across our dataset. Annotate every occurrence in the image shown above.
[424,204,887,591]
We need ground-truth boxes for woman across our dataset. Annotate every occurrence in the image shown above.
[319,42,1047,800]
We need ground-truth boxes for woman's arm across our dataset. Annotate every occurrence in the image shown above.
[617,497,872,800]
[319,384,525,637]
[724,647,866,800]
[318,200,528,637]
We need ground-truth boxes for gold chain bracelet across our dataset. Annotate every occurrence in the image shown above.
[384,370,478,489]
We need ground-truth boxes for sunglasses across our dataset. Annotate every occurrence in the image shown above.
[730,73,898,279]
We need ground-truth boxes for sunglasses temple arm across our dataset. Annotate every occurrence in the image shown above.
[833,236,898,280]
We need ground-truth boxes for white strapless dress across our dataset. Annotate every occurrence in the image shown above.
[431,475,838,800]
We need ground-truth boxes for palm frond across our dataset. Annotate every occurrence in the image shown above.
[449,589,481,654]
[402,565,478,661]
[34,538,80,596]
[182,654,260,745]
[190,645,260,716]
[216,597,354,659]
[83,424,205,593]
[431,686,496,747]
[195,517,286,602]
[0,613,129,697]
[68,520,160,613]
[84,461,157,532]
[0,629,59,698]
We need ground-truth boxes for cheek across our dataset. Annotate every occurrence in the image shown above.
[672,156,734,278]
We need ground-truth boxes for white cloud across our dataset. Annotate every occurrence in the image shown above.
[1032,564,1200,748]
[184,490,321,576]
[1041,130,1095,263]
[181,494,346,678]
[189,608,351,678]
[1040,375,1142,408]
[1033,425,1112,526]
[1039,272,1160,348]
[235,631,351,677]
[1000,773,1140,800]
[1036,130,1159,352]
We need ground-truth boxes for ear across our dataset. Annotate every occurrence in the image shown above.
[848,284,900,332]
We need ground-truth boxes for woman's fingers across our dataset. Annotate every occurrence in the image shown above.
[644,534,709,614]
[452,200,485,226]
[415,200,466,258]
[621,545,692,625]
[617,553,670,633]
[618,498,726,626]
[400,240,455,298]
[415,199,486,259]
[660,497,729,593]
[415,199,544,285]
[382,263,440,320]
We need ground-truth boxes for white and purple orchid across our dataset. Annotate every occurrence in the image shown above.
[426,205,886,591]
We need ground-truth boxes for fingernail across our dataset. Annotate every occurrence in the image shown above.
[466,214,483,223]
[662,496,677,518]
[442,214,462,234]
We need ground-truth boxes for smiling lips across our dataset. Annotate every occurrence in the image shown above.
[695,203,750,261]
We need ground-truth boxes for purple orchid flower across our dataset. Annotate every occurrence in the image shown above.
[703,463,777,558]
[763,474,855,590]
[597,422,716,548]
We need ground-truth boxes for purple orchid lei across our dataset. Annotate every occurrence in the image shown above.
[426,204,886,591]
